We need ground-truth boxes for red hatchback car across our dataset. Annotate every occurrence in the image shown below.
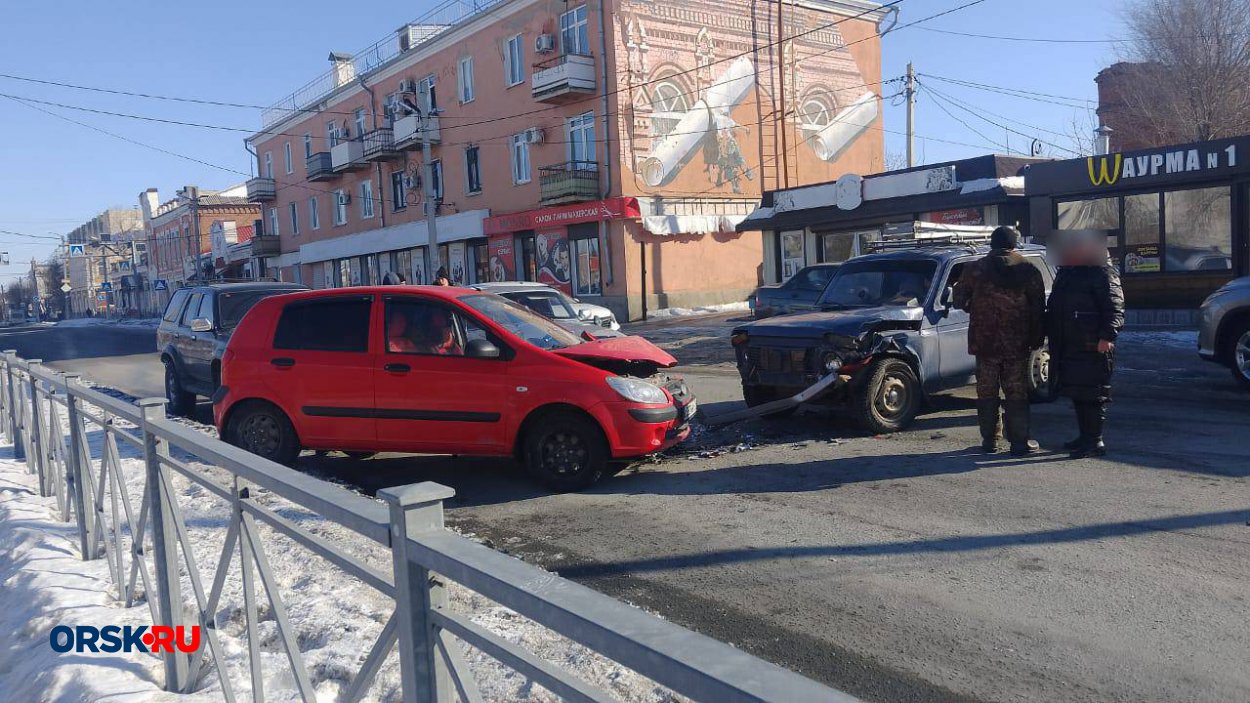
[213,287,694,489]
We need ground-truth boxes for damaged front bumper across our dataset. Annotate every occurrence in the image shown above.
[705,371,850,426]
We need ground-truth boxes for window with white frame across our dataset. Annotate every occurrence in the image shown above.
[360,179,375,219]
[284,142,293,174]
[288,202,299,235]
[263,151,273,178]
[465,146,482,194]
[560,5,590,55]
[353,108,366,139]
[268,207,279,237]
[309,196,320,230]
[383,92,400,124]
[303,133,312,159]
[505,34,525,86]
[421,75,438,111]
[430,160,443,199]
[458,57,475,103]
[333,190,348,225]
[568,111,596,165]
[510,133,531,184]
[327,120,341,147]
[391,171,408,210]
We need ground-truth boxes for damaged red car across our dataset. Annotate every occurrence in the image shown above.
[213,287,694,490]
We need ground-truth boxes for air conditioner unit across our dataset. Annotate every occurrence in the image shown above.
[525,127,546,144]
[337,193,352,205]
[535,34,556,53]
[398,78,416,94]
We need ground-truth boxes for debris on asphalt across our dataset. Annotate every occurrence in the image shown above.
[930,432,948,440]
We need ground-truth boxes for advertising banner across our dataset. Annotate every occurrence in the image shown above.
[535,231,572,293]
[487,237,515,281]
[1124,244,1161,273]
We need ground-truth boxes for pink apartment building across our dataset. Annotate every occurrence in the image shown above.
[246,0,891,319]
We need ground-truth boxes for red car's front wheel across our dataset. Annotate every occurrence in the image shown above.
[523,410,608,491]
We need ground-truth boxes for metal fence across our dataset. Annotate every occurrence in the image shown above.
[0,349,856,702]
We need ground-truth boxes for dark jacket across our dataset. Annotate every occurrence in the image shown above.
[1046,263,1125,400]
[952,249,1046,358]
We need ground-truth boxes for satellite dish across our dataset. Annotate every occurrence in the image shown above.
[1030,139,1044,157]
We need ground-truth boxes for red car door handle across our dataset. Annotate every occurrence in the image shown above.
[384,363,411,373]
[270,357,295,368]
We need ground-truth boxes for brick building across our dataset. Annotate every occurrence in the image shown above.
[246,0,891,319]
[64,208,144,317]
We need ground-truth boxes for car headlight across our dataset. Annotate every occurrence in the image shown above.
[822,352,843,372]
[606,376,669,404]
[577,309,592,320]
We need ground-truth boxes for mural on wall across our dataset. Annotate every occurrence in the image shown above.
[619,1,880,194]
[536,231,572,293]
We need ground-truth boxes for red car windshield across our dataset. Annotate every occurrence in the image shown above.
[459,294,583,350]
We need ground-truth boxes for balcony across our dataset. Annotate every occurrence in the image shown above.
[393,113,441,149]
[538,161,600,204]
[532,53,596,103]
[250,234,281,257]
[331,138,368,172]
[245,177,276,202]
[362,128,398,161]
[306,152,335,181]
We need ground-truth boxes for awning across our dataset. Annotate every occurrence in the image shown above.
[641,213,748,235]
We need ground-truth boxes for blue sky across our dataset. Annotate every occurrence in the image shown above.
[0,0,1123,284]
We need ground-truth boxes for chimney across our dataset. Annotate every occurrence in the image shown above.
[329,52,356,88]
[139,188,160,222]
[1093,124,1114,155]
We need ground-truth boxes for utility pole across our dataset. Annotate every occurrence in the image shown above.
[418,83,440,280]
[905,62,916,168]
[188,186,204,282]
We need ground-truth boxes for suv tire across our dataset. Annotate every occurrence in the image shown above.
[1227,323,1250,391]
[523,411,607,491]
[164,361,196,417]
[742,386,798,419]
[1026,347,1053,403]
[855,358,920,434]
[226,401,301,467]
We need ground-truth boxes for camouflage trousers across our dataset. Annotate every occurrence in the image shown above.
[975,356,1030,402]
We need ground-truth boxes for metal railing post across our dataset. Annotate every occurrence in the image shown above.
[0,353,9,439]
[25,360,46,495]
[5,351,24,459]
[140,397,190,692]
[63,373,97,559]
[380,482,455,703]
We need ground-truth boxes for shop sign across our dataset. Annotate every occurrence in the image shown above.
[1086,144,1237,187]
[1124,244,1161,273]
[920,207,984,226]
[483,197,640,235]
[1025,136,1250,195]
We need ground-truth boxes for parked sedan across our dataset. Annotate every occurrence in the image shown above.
[470,281,623,337]
[1198,275,1250,390]
[751,263,840,319]
[214,287,695,490]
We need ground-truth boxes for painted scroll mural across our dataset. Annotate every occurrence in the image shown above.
[618,2,879,195]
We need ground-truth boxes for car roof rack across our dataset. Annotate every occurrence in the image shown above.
[867,232,994,253]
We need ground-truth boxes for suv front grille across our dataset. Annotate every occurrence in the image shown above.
[749,346,810,373]
[597,316,613,328]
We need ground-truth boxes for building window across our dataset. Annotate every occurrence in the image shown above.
[303,133,312,159]
[263,151,273,178]
[571,235,601,295]
[458,57,475,103]
[353,108,366,139]
[360,179,375,219]
[471,242,490,283]
[268,207,279,238]
[322,261,335,288]
[1164,186,1232,271]
[309,197,320,230]
[288,202,300,235]
[383,92,400,125]
[465,146,482,194]
[568,111,596,165]
[1123,193,1160,273]
[510,134,531,184]
[333,190,348,225]
[284,142,293,174]
[421,75,438,112]
[391,171,408,210]
[560,5,590,55]
[328,120,341,148]
[505,34,525,86]
[430,159,443,199]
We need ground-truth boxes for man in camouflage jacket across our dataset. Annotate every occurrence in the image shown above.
[953,226,1046,455]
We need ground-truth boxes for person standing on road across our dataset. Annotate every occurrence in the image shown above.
[1046,241,1124,458]
[953,226,1046,455]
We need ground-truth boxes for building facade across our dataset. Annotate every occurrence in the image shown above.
[139,186,262,312]
[64,208,144,317]
[246,0,890,319]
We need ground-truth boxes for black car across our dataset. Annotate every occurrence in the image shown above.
[751,263,841,318]
[158,282,306,415]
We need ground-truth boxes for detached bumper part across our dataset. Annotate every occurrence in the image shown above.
[629,406,678,423]
[708,372,846,426]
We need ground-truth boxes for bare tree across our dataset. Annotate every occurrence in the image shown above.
[1066,108,1101,156]
[40,258,66,318]
[1115,0,1250,145]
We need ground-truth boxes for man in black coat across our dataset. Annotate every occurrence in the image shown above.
[1046,248,1125,458]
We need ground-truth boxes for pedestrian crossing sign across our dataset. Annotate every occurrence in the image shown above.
[69,244,86,257]
[154,279,168,291]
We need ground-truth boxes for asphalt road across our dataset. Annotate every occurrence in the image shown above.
[8,319,1249,703]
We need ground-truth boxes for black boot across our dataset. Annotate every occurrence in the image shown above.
[1063,400,1087,451]
[1004,400,1040,455]
[1070,403,1106,458]
[975,399,1002,453]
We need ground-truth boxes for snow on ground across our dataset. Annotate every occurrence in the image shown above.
[0,405,683,702]
[1118,329,1198,351]
[58,317,161,329]
[644,301,749,320]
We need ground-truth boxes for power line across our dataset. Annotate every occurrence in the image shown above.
[917,27,1129,43]
[920,90,1015,155]
[917,73,1094,108]
[920,81,1081,154]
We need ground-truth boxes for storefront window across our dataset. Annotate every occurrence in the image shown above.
[322,261,335,288]
[1123,193,1161,274]
[572,237,602,295]
[409,247,428,284]
[780,230,804,279]
[364,254,379,286]
[338,259,352,287]
[820,232,854,263]
[471,242,490,284]
[1164,186,1233,271]
[348,258,363,286]
[1057,197,1119,231]
[518,234,538,282]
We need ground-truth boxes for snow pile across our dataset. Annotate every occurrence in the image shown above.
[644,301,750,320]
[1118,330,1198,351]
[0,429,683,701]
[58,318,160,329]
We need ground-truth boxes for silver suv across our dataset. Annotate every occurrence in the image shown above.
[1198,276,1250,390]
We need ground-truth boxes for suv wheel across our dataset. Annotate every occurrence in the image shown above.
[1027,347,1053,402]
[163,361,196,417]
[743,386,798,419]
[1229,324,1250,391]
[855,358,920,434]
[226,401,300,466]
[523,411,607,491]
